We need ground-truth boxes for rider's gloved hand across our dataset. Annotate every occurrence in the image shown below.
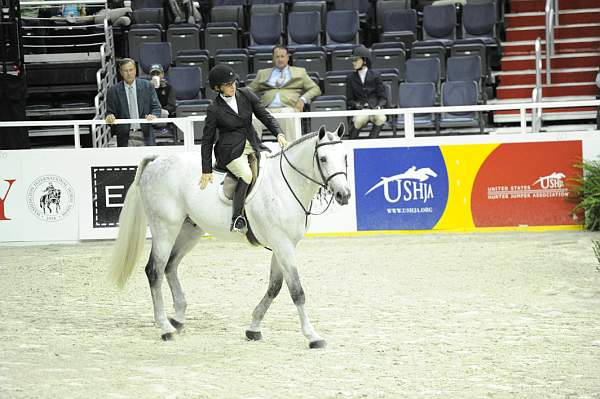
[199,173,213,189]
[277,133,288,148]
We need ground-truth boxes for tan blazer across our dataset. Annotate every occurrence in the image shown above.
[247,66,321,109]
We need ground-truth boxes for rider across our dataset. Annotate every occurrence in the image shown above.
[199,65,289,233]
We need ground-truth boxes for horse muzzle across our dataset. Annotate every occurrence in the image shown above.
[334,189,351,205]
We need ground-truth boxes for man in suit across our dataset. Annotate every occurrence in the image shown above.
[247,45,321,142]
[200,65,287,233]
[346,46,387,139]
[105,58,162,147]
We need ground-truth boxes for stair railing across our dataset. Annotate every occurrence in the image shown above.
[544,0,558,84]
[532,38,543,132]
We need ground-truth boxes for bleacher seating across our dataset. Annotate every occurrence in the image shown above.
[19,0,517,147]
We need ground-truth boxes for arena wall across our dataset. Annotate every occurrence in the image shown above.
[2,131,600,243]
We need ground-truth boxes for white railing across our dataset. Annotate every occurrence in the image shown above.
[532,38,544,132]
[92,18,116,148]
[544,0,559,84]
[2,100,600,149]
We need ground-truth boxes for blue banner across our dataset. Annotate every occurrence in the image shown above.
[354,147,449,230]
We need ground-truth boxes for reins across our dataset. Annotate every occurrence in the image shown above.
[279,139,346,228]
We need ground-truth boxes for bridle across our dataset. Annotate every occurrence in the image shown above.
[279,139,347,227]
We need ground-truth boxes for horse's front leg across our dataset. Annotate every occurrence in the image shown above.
[274,244,326,349]
[246,254,284,341]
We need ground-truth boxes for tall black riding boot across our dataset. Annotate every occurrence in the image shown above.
[349,125,361,140]
[368,124,383,139]
[230,178,250,232]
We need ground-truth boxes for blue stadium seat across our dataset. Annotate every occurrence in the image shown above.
[288,11,322,50]
[128,25,162,62]
[371,43,406,81]
[461,1,497,45]
[248,13,283,53]
[139,42,172,75]
[133,8,166,28]
[446,55,485,101]
[309,95,348,133]
[167,66,204,106]
[324,70,353,97]
[292,47,327,79]
[166,23,201,60]
[439,80,484,133]
[422,4,456,46]
[405,57,441,92]
[397,82,439,133]
[375,0,412,33]
[381,9,417,49]
[131,0,163,10]
[214,48,249,83]
[325,10,360,51]
[175,49,209,93]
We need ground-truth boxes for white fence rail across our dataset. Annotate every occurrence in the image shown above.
[2,100,600,149]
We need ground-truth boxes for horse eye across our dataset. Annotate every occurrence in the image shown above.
[319,156,327,163]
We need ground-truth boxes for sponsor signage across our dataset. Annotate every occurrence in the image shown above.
[91,166,137,228]
[354,147,449,230]
[26,175,75,222]
[471,141,582,227]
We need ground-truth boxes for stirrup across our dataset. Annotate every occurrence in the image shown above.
[230,215,247,233]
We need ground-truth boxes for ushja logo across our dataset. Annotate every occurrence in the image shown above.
[365,166,437,203]
[533,172,565,189]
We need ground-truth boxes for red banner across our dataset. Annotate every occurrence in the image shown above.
[471,141,582,227]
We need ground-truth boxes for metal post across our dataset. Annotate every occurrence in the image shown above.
[520,108,527,132]
[404,112,415,139]
[74,124,81,148]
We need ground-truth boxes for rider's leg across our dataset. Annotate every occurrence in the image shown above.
[226,148,254,232]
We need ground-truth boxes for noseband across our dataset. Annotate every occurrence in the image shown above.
[279,139,347,225]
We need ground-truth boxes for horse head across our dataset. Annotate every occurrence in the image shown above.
[315,124,351,205]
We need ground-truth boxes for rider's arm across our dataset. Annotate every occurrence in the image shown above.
[201,106,217,174]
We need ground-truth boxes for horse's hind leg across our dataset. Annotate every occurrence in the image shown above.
[274,245,326,349]
[164,219,204,332]
[246,254,284,341]
[146,220,183,341]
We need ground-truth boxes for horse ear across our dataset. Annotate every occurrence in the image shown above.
[336,123,345,138]
[318,125,326,140]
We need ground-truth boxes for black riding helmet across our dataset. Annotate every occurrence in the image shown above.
[208,64,238,91]
[350,45,372,68]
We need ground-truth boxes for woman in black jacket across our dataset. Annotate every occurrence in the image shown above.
[346,46,388,139]
[199,65,288,232]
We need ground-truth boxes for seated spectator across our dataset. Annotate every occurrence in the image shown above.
[247,45,321,142]
[167,0,201,24]
[105,58,161,147]
[149,64,176,118]
[346,46,387,139]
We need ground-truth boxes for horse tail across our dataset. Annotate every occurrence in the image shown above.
[109,154,159,288]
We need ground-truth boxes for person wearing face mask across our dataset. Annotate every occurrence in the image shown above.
[149,64,176,119]
[346,46,388,139]
[199,65,288,233]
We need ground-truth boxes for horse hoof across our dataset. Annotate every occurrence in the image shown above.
[309,339,327,349]
[245,330,262,341]
[161,332,175,341]
[168,318,184,332]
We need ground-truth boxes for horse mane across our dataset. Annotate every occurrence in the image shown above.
[266,131,319,159]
